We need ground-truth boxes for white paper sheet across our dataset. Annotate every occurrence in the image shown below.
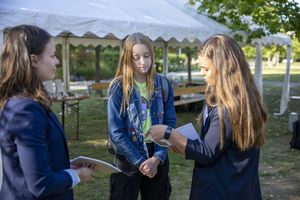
[176,123,200,141]
[70,156,121,174]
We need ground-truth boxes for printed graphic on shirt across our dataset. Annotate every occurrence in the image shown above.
[140,96,148,121]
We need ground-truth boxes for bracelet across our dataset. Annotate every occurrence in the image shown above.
[164,126,173,140]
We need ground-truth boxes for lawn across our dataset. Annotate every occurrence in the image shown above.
[51,63,300,200]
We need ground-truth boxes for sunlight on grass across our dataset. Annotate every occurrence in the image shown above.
[81,139,107,146]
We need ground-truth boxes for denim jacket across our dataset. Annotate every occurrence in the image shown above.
[107,74,176,167]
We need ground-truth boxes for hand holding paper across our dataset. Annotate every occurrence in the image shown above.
[71,156,121,174]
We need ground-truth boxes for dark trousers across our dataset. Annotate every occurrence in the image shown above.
[109,143,172,200]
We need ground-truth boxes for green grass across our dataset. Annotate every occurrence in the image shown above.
[255,62,300,82]
[50,65,300,200]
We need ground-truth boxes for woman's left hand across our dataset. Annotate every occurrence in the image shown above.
[146,125,167,142]
[139,157,160,178]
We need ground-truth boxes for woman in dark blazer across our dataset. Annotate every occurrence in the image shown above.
[147,35,267,200]
[0,25,95,200]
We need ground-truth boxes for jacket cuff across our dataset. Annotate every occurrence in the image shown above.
[153,151,166,163]
[132,156,146,168]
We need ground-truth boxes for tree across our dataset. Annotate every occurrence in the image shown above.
[292,35,300,61]
[190,0,300,42]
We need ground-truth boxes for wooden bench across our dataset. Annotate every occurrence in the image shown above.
[90,82,206,108]
[90,82,110,108]
[173,85,206,107]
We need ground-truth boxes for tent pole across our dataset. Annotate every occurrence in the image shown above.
[95,45,101,83]
[62,36,70,93]
[254,44,263,98]
[274,44,291,115]
[163,41,169,76]
[186,49,192,83]
[0,31,3,49]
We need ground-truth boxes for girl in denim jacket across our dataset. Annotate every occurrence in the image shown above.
[107,32,176,200]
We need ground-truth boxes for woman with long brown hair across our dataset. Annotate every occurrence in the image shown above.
[147,34,267,200]
[0,25,95,200]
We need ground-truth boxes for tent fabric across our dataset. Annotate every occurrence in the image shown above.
[0,0,292,115]
[0,0,232,93]
[274,46,292,115]
[252,33,292,115]
[0,0,220,43]
[252,33,291,46]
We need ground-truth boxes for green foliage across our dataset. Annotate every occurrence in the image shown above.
[168,53,187,67]
[154,47,199,72]
[54,45,120,81]
[99,47,120,79]
[292,35,300,61]
[55,44,63,80]
[68,45,95,80]
[191,0,300,41]
[242,45,256,60]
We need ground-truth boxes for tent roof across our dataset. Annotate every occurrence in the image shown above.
[0,0,227,44]
[251,33,291,46]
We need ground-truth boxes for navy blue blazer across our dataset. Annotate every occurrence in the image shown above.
[0,98,74,200]
[185,106,262,200]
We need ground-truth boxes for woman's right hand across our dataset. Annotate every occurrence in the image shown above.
[75,167,96,183]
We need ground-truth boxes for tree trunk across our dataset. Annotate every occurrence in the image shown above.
[95,45,101,83]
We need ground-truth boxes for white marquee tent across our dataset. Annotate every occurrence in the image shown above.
[252,33,292,115]
[0,0,232,88]
[0,0,292,114]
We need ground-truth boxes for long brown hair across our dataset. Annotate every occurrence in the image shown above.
[0,25,52,110]
[111,32,155,113]
[200,34,267,151]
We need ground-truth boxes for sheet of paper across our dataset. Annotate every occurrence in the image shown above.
[176,123,200,141]
[70,156,121,174]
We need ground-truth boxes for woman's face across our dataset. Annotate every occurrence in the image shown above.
[32,38,59,81]
[199,56,217,87]
[132,43,152,80]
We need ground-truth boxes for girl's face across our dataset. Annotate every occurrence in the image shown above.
[199,56,217,87]
[132,43,152,80]
[31,38,59,81]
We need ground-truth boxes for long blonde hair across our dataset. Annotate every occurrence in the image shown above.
[0,25,52,111]
[112,32,155,113]
[200,35,267,151]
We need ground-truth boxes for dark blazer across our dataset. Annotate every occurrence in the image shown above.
[0,98,74,200]
[185,106,262,200]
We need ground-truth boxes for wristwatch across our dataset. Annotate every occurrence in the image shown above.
[164,126,173,140]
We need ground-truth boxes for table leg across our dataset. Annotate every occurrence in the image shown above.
[76,100,80,140]
[61,101,65,130]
